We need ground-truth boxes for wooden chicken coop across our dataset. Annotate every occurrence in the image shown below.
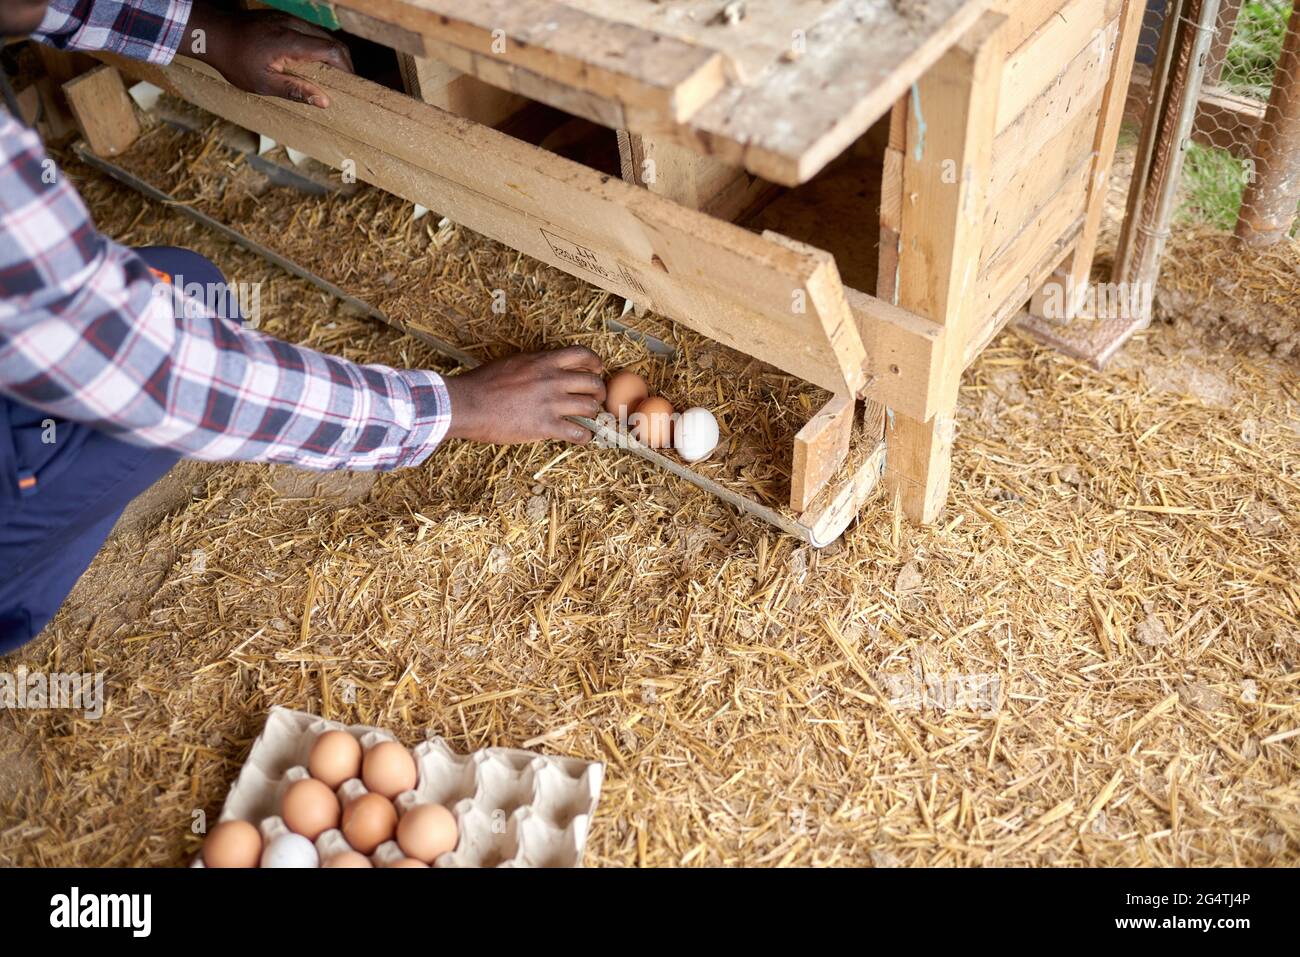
[77,0,1146,544]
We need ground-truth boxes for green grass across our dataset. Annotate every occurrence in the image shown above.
[1179,1,1295,230]
[1221,0,1293,99]
[1178,142,1251,230]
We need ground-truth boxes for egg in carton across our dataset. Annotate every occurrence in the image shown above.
[195,706,603,867]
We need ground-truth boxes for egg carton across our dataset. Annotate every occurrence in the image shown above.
[195,706,603,867]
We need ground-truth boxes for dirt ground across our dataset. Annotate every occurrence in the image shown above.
[0,129,1296,867]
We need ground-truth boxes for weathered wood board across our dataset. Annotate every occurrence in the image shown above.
[255,0,988,185]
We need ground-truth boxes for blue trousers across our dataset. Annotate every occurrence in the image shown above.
[0,247,240,654]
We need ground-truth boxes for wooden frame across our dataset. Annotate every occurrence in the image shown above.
[78,0,1146,541]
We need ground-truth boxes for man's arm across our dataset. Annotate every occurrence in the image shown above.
[0,115,452,470]
[32,0,192,65]
[0,113,605,466]
[34,0,353,108]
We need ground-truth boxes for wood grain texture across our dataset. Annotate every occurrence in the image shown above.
[272,0,985,186]
[333,0,729,121]
[790,394,855,513]
[616,130,772,223]
[887,13,1007,526]
[397,53,526,127]
[1035,0,1147,314]
[63,65,140,157]
[679,0,989,184]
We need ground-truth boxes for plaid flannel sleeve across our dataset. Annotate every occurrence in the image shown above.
[0,114,452,471]
[33,0,193,64]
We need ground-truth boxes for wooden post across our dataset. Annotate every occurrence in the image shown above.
[63,65,140,157]
[617,131,772,223]
[885,14,1006,526]
[396,54,526,128]
[1236,3,1300,246]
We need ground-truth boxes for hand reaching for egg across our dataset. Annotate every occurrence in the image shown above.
[443,346,606,446]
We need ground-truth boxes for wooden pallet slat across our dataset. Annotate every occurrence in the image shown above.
[259,0,986,186]
[790,394,855,514]
[338,0,729,122]
[63,65,140,156]
[995,0,1124,132]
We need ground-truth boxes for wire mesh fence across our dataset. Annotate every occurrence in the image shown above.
[1124,0,1299,240]
[1018,0,1297,366]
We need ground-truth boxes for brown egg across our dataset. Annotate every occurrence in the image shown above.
[342,792,398,855]
[397,803,459,863]
[361,741,418,798]
[604,371,648,422]
[632,396,674,448]
[388,857,429,868]
[281,778,340,840]
[202,819,262,868]
[323,850,373,868]
[309,730,362,788]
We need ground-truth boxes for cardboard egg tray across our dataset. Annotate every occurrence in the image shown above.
[195,706,604,867]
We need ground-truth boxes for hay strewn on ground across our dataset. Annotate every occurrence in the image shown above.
[0,122,1296,867]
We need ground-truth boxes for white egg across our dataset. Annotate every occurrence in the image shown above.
[259,832,319,868]
[674,407,720,463]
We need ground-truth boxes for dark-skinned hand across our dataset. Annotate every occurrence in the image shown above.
[185,4,354,108]
[443,346,607,446]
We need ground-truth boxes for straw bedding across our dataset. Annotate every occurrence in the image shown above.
[0,120,1295,867]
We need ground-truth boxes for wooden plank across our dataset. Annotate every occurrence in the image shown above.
[983,151,1094,269]
[617,131,773,223]
[876,158,903,304]
[876,97,907,305]
[790,394,855,513]
[897,21,1003,341]
[34,44,96,85]
[397,53,525,127]
[988,86,1105,226]
[131,57,893,401]
[979,156,1093,319]
[888,13,1006,526]
[971,219,1083,367]
[991,0,1074,53]
[330,0,729,124]
[992,17,1119,178]
[31,78,79,145]
[62,65,140,157]
[335,5,427,55]
[1035,0,1147,316]
[997,0,1123,132]
[764,233,870,400]
[417,31,633,129]
[846,288,946,424]
[683,0,988,185]
[801,439,888,546]
[304,0,986,186]
[561,0,848,83]
[5,84,40,125]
